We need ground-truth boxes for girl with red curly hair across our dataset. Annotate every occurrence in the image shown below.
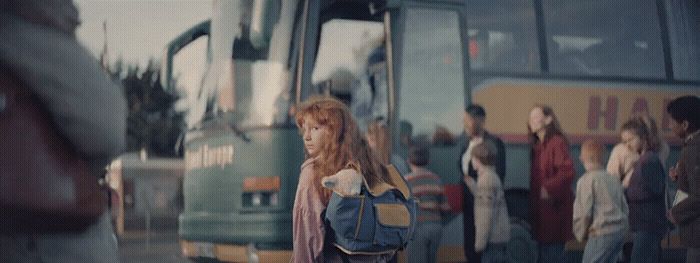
[291,96,393,263]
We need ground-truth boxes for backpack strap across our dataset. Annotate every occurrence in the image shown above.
[347,161,395,197]
[385,164,411,199]
[349,163,412,199]
[366,179,394,197]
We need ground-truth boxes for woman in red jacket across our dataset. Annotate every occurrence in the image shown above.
[527,105,575,263]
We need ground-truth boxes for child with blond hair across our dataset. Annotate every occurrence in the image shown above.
[465,143,510,263]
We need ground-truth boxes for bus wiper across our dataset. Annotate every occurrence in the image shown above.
[228,123,252,143]
[209,117,252,143]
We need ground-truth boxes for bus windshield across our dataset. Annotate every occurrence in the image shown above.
[190,0,299,128]
[310,19,388,132]
[399,7,465,145]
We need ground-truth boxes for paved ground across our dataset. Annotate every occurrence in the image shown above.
[116,229,687,263]
[118,230,192,263]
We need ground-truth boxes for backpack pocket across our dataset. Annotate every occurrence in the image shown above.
[326,193,374,242]
[373,203,411,247]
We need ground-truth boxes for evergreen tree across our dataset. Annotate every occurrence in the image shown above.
[111,59,184,157]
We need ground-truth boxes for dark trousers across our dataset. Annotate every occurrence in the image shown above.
[630,231,663,263]
[687,247,700,263]
[538,242,564,263]
[463,183,481,263]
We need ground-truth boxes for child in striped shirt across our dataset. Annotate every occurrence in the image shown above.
[405,137,450,263]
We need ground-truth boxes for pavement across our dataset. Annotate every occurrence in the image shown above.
[116,229,688,263]
[118,230,192,263]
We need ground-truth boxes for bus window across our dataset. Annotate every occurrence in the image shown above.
[310,19,388,131]
[666,1,700,81]
[399,8,464,145]
[544,0,665,78]
[466,0,540,73]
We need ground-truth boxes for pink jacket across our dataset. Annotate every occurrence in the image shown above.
[291,158,326,263]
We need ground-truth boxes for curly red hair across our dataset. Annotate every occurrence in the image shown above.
[296,96,390,204]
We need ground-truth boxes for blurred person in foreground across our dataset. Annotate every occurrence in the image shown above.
[666,96,700,263]
[0,1,126,262]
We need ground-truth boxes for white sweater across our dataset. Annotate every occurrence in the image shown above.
[473,167,510,252]
[607,142,670,188]
[573,169,629,241]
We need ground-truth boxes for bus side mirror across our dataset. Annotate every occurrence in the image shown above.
[250,0,274,49]
[160,20,211,92]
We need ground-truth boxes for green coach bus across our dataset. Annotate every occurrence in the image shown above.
[162,0,699,261]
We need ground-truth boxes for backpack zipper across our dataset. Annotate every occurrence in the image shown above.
[353,195,365,240]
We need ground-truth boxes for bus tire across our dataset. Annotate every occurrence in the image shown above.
[507,217,538,263]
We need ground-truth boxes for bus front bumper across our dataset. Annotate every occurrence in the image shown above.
[180,240,292,262]
[178,212,292,245]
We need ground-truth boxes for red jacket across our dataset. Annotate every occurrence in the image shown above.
[529,135,575,243]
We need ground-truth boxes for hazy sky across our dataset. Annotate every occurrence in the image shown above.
[75,0,212,67]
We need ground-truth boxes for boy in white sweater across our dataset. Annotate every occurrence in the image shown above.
[573,140,629,263]
[465,143,510,263]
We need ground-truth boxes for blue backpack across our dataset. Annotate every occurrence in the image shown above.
[324,164,417,255]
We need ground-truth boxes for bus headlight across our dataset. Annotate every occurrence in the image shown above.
[242,176,280,208]
[269,192,279,206]
[243,192,279,207]
[251,193,263,206]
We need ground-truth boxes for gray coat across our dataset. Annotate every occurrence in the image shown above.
[0,12,127,174]
[0,9,125,263]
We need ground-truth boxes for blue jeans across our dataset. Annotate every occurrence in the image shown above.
[482,243,508,263]
[631,231,662,263]
[538,242,564,263]
[406,222,442,263]
[582,232,625,263]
